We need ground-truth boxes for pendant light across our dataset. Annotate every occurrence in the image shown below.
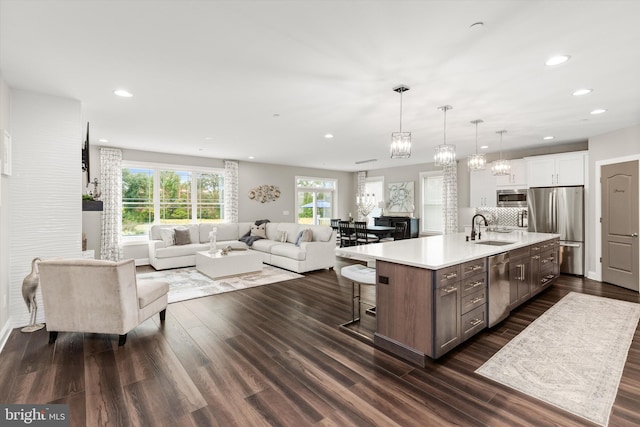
[390,85,411,159]
[467,119,486,171]
[434,105,456,166]
[491,130,511,176]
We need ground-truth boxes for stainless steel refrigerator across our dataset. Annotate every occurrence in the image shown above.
[528,186,584,275]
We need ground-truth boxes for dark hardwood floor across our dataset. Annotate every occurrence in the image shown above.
[1,259,639,426]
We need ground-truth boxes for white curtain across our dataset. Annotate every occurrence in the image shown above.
[357,171,366,220]
[442,162,458,234]
[100,147,123,261]
[224,160,239,223]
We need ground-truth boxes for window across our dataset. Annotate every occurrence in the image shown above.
[420,171,444,234]
[122,162,224,238]
[295,177,337,226]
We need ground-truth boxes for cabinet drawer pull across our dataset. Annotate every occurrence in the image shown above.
[469,297,483,304]
[442,285,457,294]
[443,272,458,280]
[532,255,540,260]
[465,280,483,290]
[469,318,483,327]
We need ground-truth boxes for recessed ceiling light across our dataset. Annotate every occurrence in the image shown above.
[545,55,570,66]
[113,89,133,97]
[324,133,334,139]
[590,109,607,115]
[543,136,554,140]
[98,138,109,143]
[204,137,213,140]
[480,145,489,149]
[572,88,593,96]
[248,156,255,160]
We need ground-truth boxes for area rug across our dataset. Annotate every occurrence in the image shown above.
[137,266,303,303]
[475,292,640,426]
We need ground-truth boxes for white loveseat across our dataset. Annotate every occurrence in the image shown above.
[148,222,337,273]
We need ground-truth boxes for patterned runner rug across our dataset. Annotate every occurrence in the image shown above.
[137,265,303,303]
[476,292,640,426]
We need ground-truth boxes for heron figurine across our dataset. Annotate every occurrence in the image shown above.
[21,257,45,333]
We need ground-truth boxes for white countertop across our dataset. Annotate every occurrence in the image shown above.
[335,231,560,270]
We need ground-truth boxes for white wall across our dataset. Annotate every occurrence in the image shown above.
[587,124,640,280]
[9,90,81,327]
[0,75,11,348]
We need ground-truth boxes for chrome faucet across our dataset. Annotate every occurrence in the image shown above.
[471,214,488,241]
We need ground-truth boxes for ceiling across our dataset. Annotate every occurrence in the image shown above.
[1,0,639,172]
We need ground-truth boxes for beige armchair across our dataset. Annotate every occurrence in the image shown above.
[38,258,169,346]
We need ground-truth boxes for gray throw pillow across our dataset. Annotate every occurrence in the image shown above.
[174,227,191,245]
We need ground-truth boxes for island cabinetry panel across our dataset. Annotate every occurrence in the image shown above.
[530,238,559,295]
[509,246,531,309]
[433,265,462,358]
[461,305,487,341]
[375,260,433,358]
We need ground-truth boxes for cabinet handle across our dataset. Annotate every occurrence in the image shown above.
[469,297,483,304]
[442,285,457,294]
[473,265,483,271]
[469,318,483,327]
[532,255,540,260]
[465,280,483,290]
[443,272,458,280]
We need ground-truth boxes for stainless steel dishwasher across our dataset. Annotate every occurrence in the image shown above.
[488,252,510,327]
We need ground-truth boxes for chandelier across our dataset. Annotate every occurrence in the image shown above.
[356,193,376,220]
[467,119,486,171]
[491,130,511,176]
[434,105,456,166]
[390,85,411,159]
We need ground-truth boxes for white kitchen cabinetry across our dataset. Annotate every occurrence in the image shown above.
[525,151,587,187]
[495,159,527,188]
[470,168,496,207]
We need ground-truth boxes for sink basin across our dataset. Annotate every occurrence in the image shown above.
[474,240,513,246]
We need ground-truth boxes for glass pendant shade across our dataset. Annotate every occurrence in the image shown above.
[491,159,511,175]
[434,105,456,166]
[390,85,411,159]
[467,153,487,170]
[467,119,486,171]
[390,132,411,159]
[491,129,511,176]
[434,144,456,166]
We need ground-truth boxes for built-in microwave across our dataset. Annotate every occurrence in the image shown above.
[496,189,528,207]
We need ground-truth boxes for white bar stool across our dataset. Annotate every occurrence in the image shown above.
[340,264,376,328]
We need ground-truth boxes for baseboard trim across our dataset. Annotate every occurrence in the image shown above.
[0,317,14,354]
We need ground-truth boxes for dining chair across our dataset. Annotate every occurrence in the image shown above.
[354,221,379,245]
[338,221,356,247]
[380,222,407,242]
[330,218,342,245]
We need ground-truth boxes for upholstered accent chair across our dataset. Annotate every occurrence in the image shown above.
[38,258,169,346]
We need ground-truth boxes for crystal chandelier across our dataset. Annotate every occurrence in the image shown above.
[467,119,486,171]
[356,193,376,219]
[390,85,411,159]
[434,105,456,166]
[491,130,511,176]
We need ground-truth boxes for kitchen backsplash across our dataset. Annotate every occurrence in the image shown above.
[475,207,527,227]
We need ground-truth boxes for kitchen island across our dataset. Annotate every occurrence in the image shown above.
[335,230,560,365]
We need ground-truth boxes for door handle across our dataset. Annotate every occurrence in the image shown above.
[560,242,581,247]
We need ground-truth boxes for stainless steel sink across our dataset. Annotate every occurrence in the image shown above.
[474,240,513,246]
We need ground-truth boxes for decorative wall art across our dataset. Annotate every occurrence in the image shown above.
[388,181,414,213]
[248,185,281,203]
[2,129,11,176]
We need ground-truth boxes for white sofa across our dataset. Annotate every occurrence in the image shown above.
[148,222,337,273]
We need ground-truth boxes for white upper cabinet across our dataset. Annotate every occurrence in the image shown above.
[495,159,527,188]
[470,168,497,207]
[525,151,587,187]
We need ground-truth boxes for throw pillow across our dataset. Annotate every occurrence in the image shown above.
[159,228,175,246]
[279,231,288,243]
[174,227,191,245]
[295,228,313,246]
[250,223,267,239]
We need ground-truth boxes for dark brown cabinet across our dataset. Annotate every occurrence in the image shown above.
[509,246,531,309]
[433,265,461,358]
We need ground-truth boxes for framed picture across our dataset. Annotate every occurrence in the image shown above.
[388,181,415,213]
[2,130,11,176]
